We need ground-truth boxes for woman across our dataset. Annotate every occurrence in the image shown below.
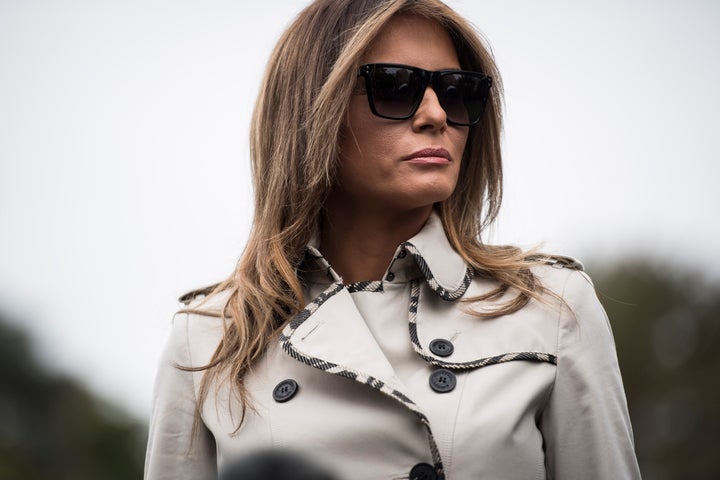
[145,1,641,479]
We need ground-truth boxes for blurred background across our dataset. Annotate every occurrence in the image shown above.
[0,0,718,478]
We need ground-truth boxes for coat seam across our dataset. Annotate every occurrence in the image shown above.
[180,312,198,403]
[547,271,571,404]
[536,269,572,471]
[445,365,469,478]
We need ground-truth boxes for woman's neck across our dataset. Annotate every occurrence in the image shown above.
[320,203,433,284]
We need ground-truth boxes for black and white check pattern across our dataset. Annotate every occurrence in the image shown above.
[346,280,383,293]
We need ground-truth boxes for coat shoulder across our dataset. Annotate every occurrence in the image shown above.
[177,283,231,318]
[167,290,230,371]
[528,254,597,303]
[178,282,221,305]
[527,254,584,272]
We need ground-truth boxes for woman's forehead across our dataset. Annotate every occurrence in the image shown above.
[361,15,460,70]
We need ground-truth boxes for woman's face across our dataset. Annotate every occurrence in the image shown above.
[334,15,469,214]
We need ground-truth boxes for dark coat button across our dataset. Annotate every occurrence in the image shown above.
[429,369,456,393]
[429,338,454,357]
[410,462,438,480]
[385,272,395,281]
[397,248,407,258]
[273,379,299,402]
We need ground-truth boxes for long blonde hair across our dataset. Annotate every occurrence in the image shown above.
[188,0,547,426]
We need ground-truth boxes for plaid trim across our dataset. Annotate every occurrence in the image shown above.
[402,242,472,301]
[280,282,445,476]
[526,253,584,271]
[346,280,384,293]
[408,280,557,369]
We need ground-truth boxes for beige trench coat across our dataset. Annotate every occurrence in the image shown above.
[145,214,641,479]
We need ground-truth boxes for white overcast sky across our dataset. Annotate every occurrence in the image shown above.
[1,0,718,420]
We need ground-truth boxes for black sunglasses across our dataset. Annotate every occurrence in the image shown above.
[358,63,492,126]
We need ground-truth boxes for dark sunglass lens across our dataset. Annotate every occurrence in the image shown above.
[437,73,488,125]
[369,66,422,119]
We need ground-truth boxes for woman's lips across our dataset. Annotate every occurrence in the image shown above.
[402,148,452,164]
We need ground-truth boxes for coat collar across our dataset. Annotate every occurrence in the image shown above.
[396,212,472,300]
[300,211,473,299]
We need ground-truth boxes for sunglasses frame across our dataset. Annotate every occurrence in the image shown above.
[358,63,492,127]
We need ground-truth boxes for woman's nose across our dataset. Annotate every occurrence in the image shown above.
[411,86,448,131]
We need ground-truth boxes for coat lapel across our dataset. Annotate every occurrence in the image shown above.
[278,281,445,473]
[279,282,409,397]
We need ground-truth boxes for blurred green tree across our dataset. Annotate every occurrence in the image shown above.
[0,314,146,480]
[590,260,720,480]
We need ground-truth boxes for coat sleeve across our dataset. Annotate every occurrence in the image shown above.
[540,270,641,479]
[145,313,218,480]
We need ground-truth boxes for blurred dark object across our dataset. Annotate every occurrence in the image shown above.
[219,449,339,480]
[590,260,720,480]
[0,312,146,480]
